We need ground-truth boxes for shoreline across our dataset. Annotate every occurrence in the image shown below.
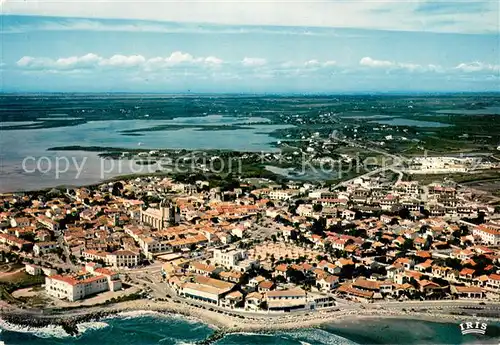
[1,299,499,338]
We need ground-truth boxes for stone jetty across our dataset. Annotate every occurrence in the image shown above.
[0,310,113,336]
[196,329,228,345]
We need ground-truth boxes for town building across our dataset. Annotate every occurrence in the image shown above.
[141,199,180,229]
[45,264,122,301]
[212,248,247,270]
[106,250,140,268]
[473,224,500,245]
[33,241,58,256]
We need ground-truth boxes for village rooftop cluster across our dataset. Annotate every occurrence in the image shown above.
[1,173,500,313]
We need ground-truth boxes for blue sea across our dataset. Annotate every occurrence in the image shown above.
[1,312,499,345]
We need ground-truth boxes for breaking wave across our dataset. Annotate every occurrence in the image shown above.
[76,321,110,334]
[282,328,359,345]
[114,310,165,319]
[112,310,209,327]
[0,318,68,339]
[216,329,358,345]
[0,318,109,339]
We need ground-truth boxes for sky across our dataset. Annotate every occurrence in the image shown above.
[1,0,499,93]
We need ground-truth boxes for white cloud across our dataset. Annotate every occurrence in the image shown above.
[16,53,103,70]
[204,56,224,65]
[298,59,337,72]
[165,51,196,64]
[360,57,394,68]
[1,18,364,37]
[99,54,146,67]
[360,57,443,72]
[15,52,497,81]
[281,60,336,69]
[16,56,36,67]
[61,53,101,67]
[455,61,500,73]
[242,57,267,67]
[16,52,224,71]
[304,59,320,67]
[146,52,224,69]
[323,60,337,67]
[2,0,498,33]
[398,62,421,71]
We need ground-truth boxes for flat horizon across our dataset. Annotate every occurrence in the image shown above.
[2,91,500,96]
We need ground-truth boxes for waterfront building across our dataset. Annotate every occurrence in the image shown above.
[265,288,307,312]
[179,275,234,305]
[45,264,121,301]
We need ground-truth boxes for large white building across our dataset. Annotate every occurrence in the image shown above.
[406,156,474,174]
[10,217,30,228]
[142,237,170,256]
[107,250,140,268]
[265,288,309,312]
[395,181,419,197]
[45,263,122,301]
[297,204,314,217]
[212,248,247,269]
[83,249,140,268]
[473,224,500,245]
[269,189,299,201]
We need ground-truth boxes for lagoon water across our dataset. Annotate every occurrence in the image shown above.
[1,313,499,345]
[0,116,289,192]
[435,106,500,115]
[372,118,451,128]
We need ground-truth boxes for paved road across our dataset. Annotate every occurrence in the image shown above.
[121,262,164,274]
[330,138,405,190]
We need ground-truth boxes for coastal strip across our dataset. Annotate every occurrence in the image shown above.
[2,299,500,339]
[0,310,112,336]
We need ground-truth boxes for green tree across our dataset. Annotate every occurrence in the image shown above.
[401,238,414,251]
[361,241,372,250]
[286,268,305,284]
[311,217,326,236]
[313,203,323,213]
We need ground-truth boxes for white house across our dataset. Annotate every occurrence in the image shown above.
[33,242,58,256]
[317,275,339,292]
[106,250,140,268]
[10,217,30,228]
[340,210,356,221]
